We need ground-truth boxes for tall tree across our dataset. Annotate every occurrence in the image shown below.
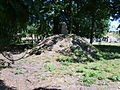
[0,0,29,50]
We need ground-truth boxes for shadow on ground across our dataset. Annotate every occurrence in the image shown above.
[94,45,120,53]
[0,59,13,71]
[33,87,61,90]
[0,80,16,90]
[94,45,120,60]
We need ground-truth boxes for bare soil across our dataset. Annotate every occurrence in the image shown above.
[0,51,120,90]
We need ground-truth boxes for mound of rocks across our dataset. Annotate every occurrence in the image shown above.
[30,34,101,61]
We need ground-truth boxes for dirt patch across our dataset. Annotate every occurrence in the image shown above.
[0,51,120,90]
[0,35,120,90]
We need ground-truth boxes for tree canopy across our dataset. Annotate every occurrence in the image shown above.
[0,0,120,50]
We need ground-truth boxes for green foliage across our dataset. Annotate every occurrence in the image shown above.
[65,70,74,76]
[80,76,96,85]
[76,57,120,85]
[57,57,73,62]
[61,61,71,66]
[104,67,114,72]
[74,49,85,58]
[44,63,56,72]
[1,0,119,50]
[15,70,24,75]
[97,74,106,80]
[57,57,73,66]
[0,0,29,50]
[87,66,101,71]
[109,74,120,81]
[76,67,86,73]
[83,70,99,77]
[79,69,108,85]
[101,52,119,60]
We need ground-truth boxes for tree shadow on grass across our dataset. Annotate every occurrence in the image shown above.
[33,87,61,90]
[94,45,120,53]
[94,45,120,60]
[0,80,16,90]
[101,53,120,60]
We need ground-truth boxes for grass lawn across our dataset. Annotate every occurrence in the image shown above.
[55,57,120,85]
[54,43,120,85]
[93,42,120,46]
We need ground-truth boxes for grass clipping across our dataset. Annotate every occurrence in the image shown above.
[31,34,102,62]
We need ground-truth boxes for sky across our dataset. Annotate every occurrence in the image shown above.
[109,18,120,32]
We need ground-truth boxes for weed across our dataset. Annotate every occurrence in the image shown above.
[101,52,119,59]
[15,70,23,75]
[66,70,74,76]
[83,70,99,77]
[80,76,96,85]
[104,67,114,72]
[85,58,94,62]
[61,61,71,66]
[59,66,66,70]
[57,57,73,65]
[76,67,86,73]
[89,66,101,70]
[74,49,85,58]
[97,74,106,80]
[70,46,76,51]
[108,74,120,81]
[44,63,56,72]
[57,57,73,62]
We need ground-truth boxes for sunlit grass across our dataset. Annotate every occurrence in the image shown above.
[93,42,120,46]
[56,56,120,85]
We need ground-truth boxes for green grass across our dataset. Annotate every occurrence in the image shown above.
[93,42,120,46]
[77,59,120,85]
[44,63,56,72]
[54,43,120,85]
[56,55,120,85]
[108,74,120,81]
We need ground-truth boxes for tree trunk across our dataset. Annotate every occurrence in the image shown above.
[53,16,60,34]
[69,0,72,34]
[90,17,94,44]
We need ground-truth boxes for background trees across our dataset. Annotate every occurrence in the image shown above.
[0,0,120,50]
[0,0,29,50]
